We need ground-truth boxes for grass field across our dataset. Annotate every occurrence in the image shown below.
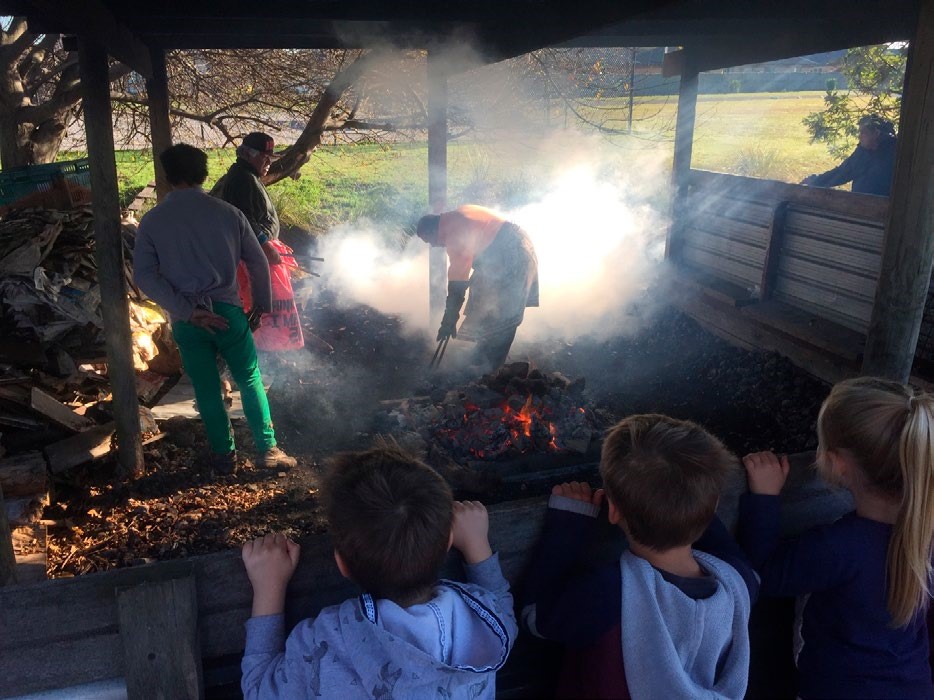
[75,91,843,232]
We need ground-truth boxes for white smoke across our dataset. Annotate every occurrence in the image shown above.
[315,146,669,342]
[311,45,672,345]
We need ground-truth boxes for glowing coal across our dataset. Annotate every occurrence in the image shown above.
[382,362,598,463]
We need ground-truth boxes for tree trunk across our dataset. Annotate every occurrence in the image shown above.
[0,110,69,168]
[0,115,30,169]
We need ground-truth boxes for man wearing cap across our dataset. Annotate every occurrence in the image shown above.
[211,132,283,264]
[801,114,897,196]
[416,205,539,372]
[134,144,297,473]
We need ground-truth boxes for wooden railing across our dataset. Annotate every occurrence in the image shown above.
[0,452,854,699]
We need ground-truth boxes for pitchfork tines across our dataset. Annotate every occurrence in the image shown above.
[428,337,450,371]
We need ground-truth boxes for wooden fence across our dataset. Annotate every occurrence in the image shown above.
[0,452,853,699]
[672,170,905,382]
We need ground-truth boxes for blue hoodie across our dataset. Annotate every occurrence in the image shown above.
[241,554,517,699]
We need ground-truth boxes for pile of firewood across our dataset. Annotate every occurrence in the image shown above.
[0,207,179,582]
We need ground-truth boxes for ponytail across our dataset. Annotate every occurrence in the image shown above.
[818,377,934,627]
[888,395,934,626]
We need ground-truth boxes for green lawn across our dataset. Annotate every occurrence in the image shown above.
[67,91,844,232]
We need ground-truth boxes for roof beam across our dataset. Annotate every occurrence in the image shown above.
[18,0,153,77]
[663,20,913,76]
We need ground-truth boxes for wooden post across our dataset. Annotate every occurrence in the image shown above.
[117,576,203,699]
[78,38,145,479]
[862,0,934,381]
[665,49,699,261]
[427,50,448,324]
[146,46,173,201]
[0,484,16,587]
[759,201,790,300]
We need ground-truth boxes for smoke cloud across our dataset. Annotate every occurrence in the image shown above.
[308,43,672,349]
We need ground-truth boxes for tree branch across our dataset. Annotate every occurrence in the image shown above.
[265,49,394,185]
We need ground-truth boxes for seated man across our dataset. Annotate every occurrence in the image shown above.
[801,114,897,196]
[416,205,539,372]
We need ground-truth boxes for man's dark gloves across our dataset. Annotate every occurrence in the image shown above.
[437,280,469,341]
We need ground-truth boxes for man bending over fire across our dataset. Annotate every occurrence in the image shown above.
[416,205,539,372]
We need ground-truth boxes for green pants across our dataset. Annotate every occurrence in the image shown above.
[173,302,276,454]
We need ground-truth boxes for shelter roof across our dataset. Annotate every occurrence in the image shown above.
[0,0,920,77]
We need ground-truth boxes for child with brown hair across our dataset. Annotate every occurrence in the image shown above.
[739,377,934,699]
[522,414,758,699]
[240,444,517,699]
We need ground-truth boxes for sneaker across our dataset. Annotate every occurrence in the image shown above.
[210,451,237,475]
[261,446,297,469]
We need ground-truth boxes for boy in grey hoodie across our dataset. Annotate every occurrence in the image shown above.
[521,414,758,699]
[240,445,517,699]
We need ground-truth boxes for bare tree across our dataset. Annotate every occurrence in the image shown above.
[0,20,132,166]
[0,18,428,174]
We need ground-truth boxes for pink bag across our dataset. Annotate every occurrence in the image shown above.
[237,239,305,352]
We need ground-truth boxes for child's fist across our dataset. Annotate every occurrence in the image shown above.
[743,451,791,496]
[242,533,300,592]
[452,500,493,565]
[552,481,605,507]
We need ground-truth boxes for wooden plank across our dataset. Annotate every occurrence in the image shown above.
[863,0,934,380]
[118,577,203,700]
[742,299,865,362]
[427,50,448,323]
[689,170,891,222]
[0,484,16,586]
[30,387,94,432]
[44,422,114,475]
[12,522,46,584]
[675,265,758,308]
[666,49,698,261]
[136,370,168,405]
[0,383,30,405]
[78,38,145,480]
[760,202,789,300]
[0,451,47,498]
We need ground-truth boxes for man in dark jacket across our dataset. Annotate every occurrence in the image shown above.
[211,132,283,264]
[801,114,897,196]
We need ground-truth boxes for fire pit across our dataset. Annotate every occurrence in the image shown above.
[380,361,601,472]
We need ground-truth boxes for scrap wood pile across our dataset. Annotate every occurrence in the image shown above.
[0,207,181,582]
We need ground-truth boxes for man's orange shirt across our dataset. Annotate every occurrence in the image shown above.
[437,205,505,281]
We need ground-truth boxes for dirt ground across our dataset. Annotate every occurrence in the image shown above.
[43,295,829,578]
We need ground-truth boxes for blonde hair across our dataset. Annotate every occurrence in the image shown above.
[817,377,934,627]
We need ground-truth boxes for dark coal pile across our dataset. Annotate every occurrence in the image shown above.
[264,287,431,455]
[519,309,829,457]
[379,361,599,463]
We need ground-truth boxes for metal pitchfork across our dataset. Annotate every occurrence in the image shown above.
[428,336,450,371]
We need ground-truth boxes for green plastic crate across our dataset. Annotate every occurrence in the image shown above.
[0,158,91,206]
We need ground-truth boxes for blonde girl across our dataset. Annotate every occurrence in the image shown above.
[739,377,934,699]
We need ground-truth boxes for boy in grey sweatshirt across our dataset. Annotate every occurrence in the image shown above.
[240,445,517,699]
[522,415,758,699]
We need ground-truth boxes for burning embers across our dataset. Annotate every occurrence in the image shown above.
[384,362,598,463]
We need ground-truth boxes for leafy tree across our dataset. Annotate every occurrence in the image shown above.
[803,44,906,159]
